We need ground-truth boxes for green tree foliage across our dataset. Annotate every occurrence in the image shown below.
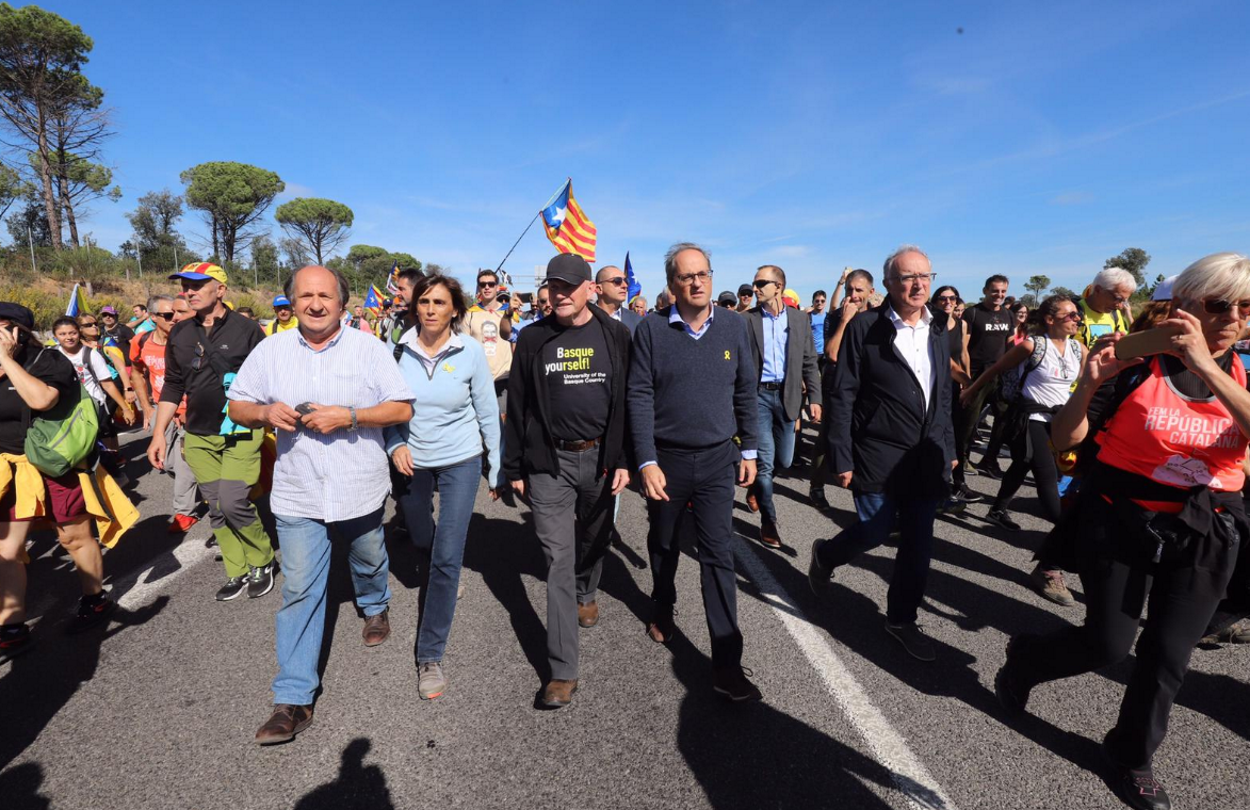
[6,188,51,247]
[1050,285,1078,302]
[180,161,284,264]
[1022,274,1050,307]
[274,197,353,265]
[0,161,29,219]
[249,233,281,287]
[328,243,423,297]
[278,235,310,270]
[125,189,187,272]
[28,149,119,247]
[1104,247,1151,286]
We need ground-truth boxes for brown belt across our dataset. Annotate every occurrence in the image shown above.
[558,437,602,452]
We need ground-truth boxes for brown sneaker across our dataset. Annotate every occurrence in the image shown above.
[759,520,782,549]
[540,678,578,709]
[647,605,675,644]
[254,704,314,745]
[362,608,390,647]
[1030,563,1076,607]
[578,601,599,628]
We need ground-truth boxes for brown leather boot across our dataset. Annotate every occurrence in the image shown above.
[362,609,391,647]
[254,704,314,745]
[540,679,578,708]
[578,601,599,628]
[759,520,782,549]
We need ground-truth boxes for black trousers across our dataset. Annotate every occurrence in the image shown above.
[646,441,743,668]
[1010,494,1239,768]
[992,418,1062,524]
[953,368,994,487]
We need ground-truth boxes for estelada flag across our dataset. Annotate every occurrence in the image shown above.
[385,261,401,296]
[364,284,385,314]
[541,179,597,262]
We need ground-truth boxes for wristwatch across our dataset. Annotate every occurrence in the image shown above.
[348,406,358,432]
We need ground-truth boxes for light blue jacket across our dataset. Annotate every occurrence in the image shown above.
[384,329,501,488]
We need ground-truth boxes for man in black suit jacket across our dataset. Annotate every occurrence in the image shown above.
[595,265,644,336]
[744,264,821,548]
[808,246,956,663]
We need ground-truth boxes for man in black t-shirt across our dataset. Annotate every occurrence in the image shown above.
[952,274,1013,499]
[504,254,633,710]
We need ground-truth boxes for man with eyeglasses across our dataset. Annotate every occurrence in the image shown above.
[809,245,956,663]
[465,269,514,433]
[743,265,821,548]
[148,263,276,602]
[594,265,643,336]
[131,294,201,534]
[1076,267,1137,349]
[629,241,762,702]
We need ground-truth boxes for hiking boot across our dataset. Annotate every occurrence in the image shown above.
[808,538,835,597]
[215,575,248,602]
[539,678,578,709]
[1199,620,1250,645]
[0,623,34,665]
[418,661,447,700]
[1030,563,1076,606]
[578,601,599,628]
[67,592,117,634]
[167,513,198,534]
[984,508,1021,532]
[254,704,314,745]
[1103,742,1171,810]
[884,620,936,662]
[809,486,831,512]
[712,665,762,702]
[246,562,276,600]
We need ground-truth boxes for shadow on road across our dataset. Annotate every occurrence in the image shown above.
[293,738,394,810]
[0,762,51,810]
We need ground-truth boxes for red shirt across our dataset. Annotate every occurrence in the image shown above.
[130,334,186,417]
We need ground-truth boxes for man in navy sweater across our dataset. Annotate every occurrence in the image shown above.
[628,242,762,702]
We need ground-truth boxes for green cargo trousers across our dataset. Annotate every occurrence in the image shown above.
[183,429,274,578]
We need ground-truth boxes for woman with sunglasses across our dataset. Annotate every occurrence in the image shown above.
[995,253,1250,810]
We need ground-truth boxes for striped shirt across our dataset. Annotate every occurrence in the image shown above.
[228,325,414,522]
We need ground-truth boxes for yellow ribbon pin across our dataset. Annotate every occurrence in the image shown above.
[443,363,455,373]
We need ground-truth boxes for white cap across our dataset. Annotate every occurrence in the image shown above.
[1152,275,1178,301]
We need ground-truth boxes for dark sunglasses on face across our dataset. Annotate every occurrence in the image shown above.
[154,311,175,321]
[600,277,628,286]
[752,279,777,290]
[1203,299,1250,316]
[478,281,498,288]
[79,320,97,327]
[934,295,957,302]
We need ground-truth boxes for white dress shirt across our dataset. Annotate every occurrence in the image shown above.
[886,303,936,412]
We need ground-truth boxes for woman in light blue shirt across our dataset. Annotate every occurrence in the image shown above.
[385,273,500,701]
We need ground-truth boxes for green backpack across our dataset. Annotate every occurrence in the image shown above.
[21,349,100,477]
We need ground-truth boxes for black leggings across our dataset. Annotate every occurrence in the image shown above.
[992,418,1061,523]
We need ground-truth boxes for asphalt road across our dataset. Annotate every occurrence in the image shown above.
[2,426,1247,810]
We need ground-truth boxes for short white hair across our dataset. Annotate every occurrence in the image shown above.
[1171,252,1250,304]
[882,244,930,280]
[1092,267,1137,293]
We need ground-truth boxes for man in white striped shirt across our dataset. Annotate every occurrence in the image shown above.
[227,265,414,746]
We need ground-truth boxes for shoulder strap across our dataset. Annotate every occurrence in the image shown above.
[393,341,404,362]
[80,346,103,386]
[18,347,50,434]
[137,331,151,352]
[1024,337,1048,373]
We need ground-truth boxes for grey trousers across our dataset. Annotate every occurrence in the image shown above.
[528,446,615,680]
[164,421,200,518]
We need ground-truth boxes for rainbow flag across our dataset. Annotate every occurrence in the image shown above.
[541,179,597,262]
[66,283,90,317]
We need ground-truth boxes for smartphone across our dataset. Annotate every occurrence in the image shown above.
[1115,324,1183,361]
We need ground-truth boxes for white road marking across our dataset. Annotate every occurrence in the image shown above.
[735,541,961,810]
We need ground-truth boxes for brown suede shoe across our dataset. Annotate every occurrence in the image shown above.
[647,606,675,644]
[362,609,390,647]
[746,492,760,513]
[759,520,782,549]
[254,704,314,745]
[578,601,600,628]
[540,679,578,709]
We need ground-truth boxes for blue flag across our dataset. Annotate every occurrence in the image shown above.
[625,252,641,305]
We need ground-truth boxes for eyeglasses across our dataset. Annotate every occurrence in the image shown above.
[100,313,116,319]
[1057,311,1082,322]
[674,270,713,285]
[934,295,957,302]
[192,342,205,371]
[1203,299,1250,316]
[478,281,498,288]
[154,311,175,321]
[891,273,937,284]
[752,279,778,290]
[599,277,628,286]
[79,320,97,327]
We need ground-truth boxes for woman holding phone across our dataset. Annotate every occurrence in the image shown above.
[995,253,1250,810]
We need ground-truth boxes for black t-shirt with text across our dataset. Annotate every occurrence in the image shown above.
[0,346,79,455]
[962,302,1014,372]
[543,318,612,442]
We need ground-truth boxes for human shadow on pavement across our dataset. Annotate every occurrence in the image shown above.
[1108,658,1250,743]
[293,737,394,810]
[663,629,949,809]
[0,596,169,769]
[0,762,52,810]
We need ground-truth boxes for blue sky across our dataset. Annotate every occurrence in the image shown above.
[35,0,1250,303]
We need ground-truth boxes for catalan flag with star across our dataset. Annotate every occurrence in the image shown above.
[541,179,597,262]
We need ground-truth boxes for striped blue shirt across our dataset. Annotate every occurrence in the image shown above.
[228,325,415,522]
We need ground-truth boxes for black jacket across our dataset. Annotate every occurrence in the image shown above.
[829,301,955,496]
[503,304,632,479]
[162,306,265,436]
[744,305,821,422]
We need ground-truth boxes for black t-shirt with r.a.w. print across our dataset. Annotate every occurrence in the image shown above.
[962,302,1014,374]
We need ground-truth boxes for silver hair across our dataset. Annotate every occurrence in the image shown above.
[1092,267,1138,294]
[663,242,712,285]
[285,265,351,307]
[146,293,175,311]
[882,244,930,280]
[1171,252,1250,304]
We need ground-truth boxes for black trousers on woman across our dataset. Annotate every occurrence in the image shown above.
[1007,493,1239,769]
[991,418,1062,523]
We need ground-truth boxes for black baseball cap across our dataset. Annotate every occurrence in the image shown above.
[546,253,592,285]
[0,302,35,330]
[737,283,753,297]
[717,291,738,306]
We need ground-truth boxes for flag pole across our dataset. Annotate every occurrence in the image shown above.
[495,179,571,273]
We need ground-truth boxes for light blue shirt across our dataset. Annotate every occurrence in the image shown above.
[810,311,826,355]
[760,308,788,384]
[228,325,415,522]
[668,304,715,339]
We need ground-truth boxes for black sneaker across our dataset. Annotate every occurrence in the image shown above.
[977,460,1005,479]
[712,665,762,702]
[1103,743,1172,810]
[68,593,117,634]
[808,538,835,597]
[953,485,983,504]
[216,575,248,601]
[0,623,34,664]
[938,497,967,516]
[809,487,831,512]
[247,562,276,600]
[984,508,1021,531]
[994,638,1032,715]
[884,620,936,661]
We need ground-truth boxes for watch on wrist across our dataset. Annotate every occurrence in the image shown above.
[348,406,358,432]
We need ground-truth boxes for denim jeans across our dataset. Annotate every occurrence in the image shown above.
[271,506,391,706]
[816,491,941,624]
[754,387,796,525]
[396,455,481,664]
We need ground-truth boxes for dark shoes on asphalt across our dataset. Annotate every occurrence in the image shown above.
[808,538,834,597]
[216,576,247,601]
[809,486,831,512]
[362,609,390,647]
[1104,743,1172,810]
[984,508,1021,532]
[540,678,578,709]
[0,622,33,664]
[255,704,314,745]
[247,562,276,599]
[745,491,760,513]
[759,519,782,549]
[68,592,117,634]
[952,485,983,504]
[578,601,599,628]
[712,665,762,703]
[884,621,936,662]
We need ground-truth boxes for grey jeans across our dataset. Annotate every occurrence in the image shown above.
[527,446,615,680]
[164,421,200,517]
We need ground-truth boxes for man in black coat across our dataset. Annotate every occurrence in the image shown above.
[808,246,956,662]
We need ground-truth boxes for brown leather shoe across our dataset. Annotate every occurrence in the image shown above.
[540,679,578,708]
[362,608,390,647]
[647,606,675,644]
[254,704,314,745]
[746,491,760,512]
[578,601,599,628]
[759,520,782,549]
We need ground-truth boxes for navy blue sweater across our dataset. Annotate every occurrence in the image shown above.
[628,306,759,464]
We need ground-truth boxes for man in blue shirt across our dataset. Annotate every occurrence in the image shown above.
[809,289,828,356]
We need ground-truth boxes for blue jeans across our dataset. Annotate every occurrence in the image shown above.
[396,455,481,664]
[755,387,796,525]
[816,491,940,624]
[272,507,391,705]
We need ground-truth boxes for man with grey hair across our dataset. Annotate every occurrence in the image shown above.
[1077,266,1137,348]
[228,264,414,745]
[809,245,956,662]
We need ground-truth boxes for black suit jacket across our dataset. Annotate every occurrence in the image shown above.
[829,301,955,496]
[744,306,821,422]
